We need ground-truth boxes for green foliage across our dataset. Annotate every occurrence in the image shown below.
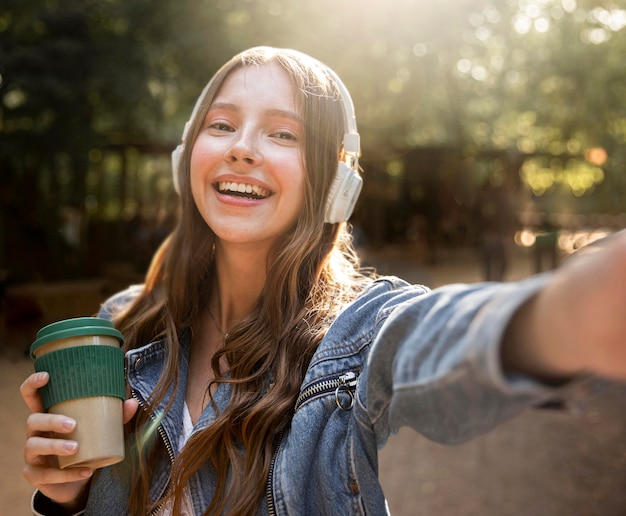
[2,0,626,279]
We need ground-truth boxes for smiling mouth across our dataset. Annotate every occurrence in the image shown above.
[216,181,272,200]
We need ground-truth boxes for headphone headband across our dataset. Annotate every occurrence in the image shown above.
[312,61,363,223]
[322,64,360,158]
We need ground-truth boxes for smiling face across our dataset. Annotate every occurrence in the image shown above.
[189,63,306,252]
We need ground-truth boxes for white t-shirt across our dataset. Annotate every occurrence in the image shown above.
[158,403,195,515]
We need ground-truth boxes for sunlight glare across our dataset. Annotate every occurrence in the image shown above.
[581,28,609,44]
[514,15,532,34]
[412,43,428,57]
[562,0,577,14]
[457,58,472,74]
[525,4,542,19]
[471,66,487,81]
[590,7,626,32]
[535,17,550,32]
[551,6,565,19]
[476,26,491,41]
[515,229,536,248]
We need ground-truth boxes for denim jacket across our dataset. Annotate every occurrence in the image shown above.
[34,274,567,515]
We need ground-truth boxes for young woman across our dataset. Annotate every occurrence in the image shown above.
[21,46,626,515]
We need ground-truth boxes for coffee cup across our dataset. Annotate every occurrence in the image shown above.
[30,317,126,469]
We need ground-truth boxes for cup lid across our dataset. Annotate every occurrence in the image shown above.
[30,317,124,359]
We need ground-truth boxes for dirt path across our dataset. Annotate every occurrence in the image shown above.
[379,384,626,515]
[2,354,36,514]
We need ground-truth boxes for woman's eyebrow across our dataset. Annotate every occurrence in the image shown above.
[209,102,301,124]
[264,108,302,124]
[208,101,238,113]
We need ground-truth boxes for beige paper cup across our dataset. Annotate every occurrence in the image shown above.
[30,317,126,469]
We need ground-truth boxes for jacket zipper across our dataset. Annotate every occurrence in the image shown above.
[265,371,359,515]
[134,371,358,516]
[132,390,176,516]
[265,430,284,516]
[294,371,359,413]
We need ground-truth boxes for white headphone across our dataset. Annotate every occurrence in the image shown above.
[171,57,362,224]
[321,66,363,224]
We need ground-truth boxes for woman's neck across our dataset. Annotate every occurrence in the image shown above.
[211,241,268,331]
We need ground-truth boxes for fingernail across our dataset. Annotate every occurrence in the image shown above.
[80,469,92,478]
[61,419,76,431]
[63,441,78,452]
[36,372,49,382]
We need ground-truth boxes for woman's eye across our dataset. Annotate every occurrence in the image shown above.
[209,122,234,132]
[273,131,297,142]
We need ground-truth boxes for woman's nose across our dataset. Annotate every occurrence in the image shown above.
[225,131,262,167]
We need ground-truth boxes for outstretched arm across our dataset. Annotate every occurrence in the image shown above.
[366,232,626,446]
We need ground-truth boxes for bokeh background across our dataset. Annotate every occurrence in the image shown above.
[2,1,626,514]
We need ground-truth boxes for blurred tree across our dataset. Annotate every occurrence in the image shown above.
[1,1,100,279]
[2,0,626,281]
[0,0,225,279]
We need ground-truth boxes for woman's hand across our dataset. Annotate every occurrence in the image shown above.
[503,229,626,382]
[20,371,138,510]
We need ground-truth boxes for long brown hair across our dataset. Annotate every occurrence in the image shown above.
[113,47,373,515]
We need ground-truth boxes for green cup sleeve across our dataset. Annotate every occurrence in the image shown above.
[34,345,126,411]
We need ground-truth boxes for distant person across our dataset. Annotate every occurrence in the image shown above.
[20,46,626,515]
[534,218,560,273]
[472,181,517,281]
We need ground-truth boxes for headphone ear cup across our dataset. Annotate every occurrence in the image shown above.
[171,144,183,194]
[324,162,363,224]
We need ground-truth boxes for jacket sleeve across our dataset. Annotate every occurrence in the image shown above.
[32,491,85,516]
[96,284,144,321]
[363,274,592,448]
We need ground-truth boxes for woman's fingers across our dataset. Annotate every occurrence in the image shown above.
[25,412,76,437]
[123,398,139,424]
[22,463,92,506]
[23,412,93,505]
[20,372,49,414]
[23,462,92,486]
[20,369,136,507]
[24,435,79,464]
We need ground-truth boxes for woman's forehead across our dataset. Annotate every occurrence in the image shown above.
[209,63,302,118]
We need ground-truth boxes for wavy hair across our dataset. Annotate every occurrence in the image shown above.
[113,47,373,515]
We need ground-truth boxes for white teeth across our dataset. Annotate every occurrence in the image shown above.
[218,181,270,198]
